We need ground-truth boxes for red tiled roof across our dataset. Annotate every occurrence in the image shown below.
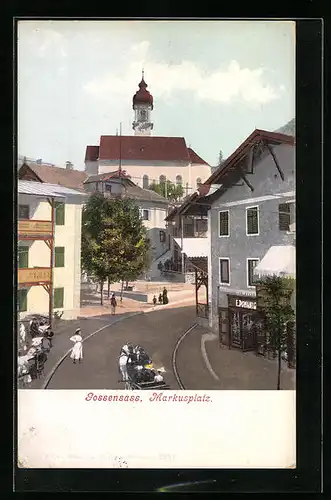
[98,135,191,162]
[84,169,132,184]
[85,145,99,162]
[187,147,209,165]
[19,163,88,191]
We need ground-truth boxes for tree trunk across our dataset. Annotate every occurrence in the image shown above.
[120,279,124,303]
[107,278,110,299]
[126,280,128,289]
[277,346,282,390]
[100,281,104,306]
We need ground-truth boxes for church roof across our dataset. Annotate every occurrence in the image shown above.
[85,136,209,165]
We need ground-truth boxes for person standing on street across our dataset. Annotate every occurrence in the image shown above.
[158,293,163,305]
[152,295,157,307]
[110,293,117,315]
[162,287,169,305]
[69,328,83,364]
[119,352,129,382]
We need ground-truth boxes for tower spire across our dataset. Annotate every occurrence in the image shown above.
[142,68,144,80]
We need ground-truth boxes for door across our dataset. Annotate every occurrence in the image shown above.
[241,312,256,351]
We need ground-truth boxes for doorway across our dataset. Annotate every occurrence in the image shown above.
[229,308,256,351]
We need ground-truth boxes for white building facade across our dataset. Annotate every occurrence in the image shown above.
[18,181,86,321]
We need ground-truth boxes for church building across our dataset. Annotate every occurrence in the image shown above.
[84,72,211,196]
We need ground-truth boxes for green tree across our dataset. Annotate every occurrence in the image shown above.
[81,194,150,305]
[218,149,225,167]
[148,180,184,202]
[256,276,295,389]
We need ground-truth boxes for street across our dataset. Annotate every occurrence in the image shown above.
[47,305,196,390]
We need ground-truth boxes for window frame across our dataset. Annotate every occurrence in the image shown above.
[219,257,230,285]
[53,287,64,309]
[219,210,230,237]
[196,177,202,188]
[55,202,65,226]
[142,209,150,221]
[175,174,183,186]
[104,183,112,193]
[246,205,259,236]
[279,202,292,231]
[18,205,30,219]
[18,245,29,269]
[54,246,65,268]
[247,258,260,288]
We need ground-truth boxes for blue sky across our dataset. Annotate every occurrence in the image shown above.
[18,20,295,169]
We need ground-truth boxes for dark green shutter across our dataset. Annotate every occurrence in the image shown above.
[18,246,29,268]
[55,202,65,225]
[55,247,65,267]
[18,289,28,312]
[54,287,64,308]
[279,203,291,231]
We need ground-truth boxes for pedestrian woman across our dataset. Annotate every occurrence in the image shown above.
[162,287,169,305]
[70,328,83,364]
[110,293,117,315]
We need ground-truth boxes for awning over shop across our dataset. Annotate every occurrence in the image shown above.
[254,245,296,278]
[174,237,209,258]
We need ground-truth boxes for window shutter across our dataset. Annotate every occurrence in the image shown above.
[54,287,64,308]
[219,211,229,236]
[18,246,29,268]
[55,247,65,267]
[279,203,291,231]
[55,202,65,225]
[247,207,258,234]
[18,289,28,312]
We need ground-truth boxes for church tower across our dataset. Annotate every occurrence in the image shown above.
[132,71,154,136]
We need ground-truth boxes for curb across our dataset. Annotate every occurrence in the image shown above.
[201,333,220,381]
[171,323,198,390]
[41,311,143,389]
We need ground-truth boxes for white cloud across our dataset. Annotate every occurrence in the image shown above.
[27,27,68,59]
[83,40,284,106]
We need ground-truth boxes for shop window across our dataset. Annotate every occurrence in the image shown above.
[247,258,259,287]
[55,202,65,226]
[219,210,229,236]
[18,289,28,312]
[55,247,65,267]
[246,206,259,235]
[19,205,29,219]
[18,246,29,268]
[219,258,230,284]
[54,287,64,308]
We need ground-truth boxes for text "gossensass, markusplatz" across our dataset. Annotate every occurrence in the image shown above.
[85,392,211,404]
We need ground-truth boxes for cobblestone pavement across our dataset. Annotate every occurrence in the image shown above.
[47,306,196,390]
[176,325,296,390]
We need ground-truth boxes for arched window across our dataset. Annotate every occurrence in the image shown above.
[196,177,202,188]
[176,175,183,186]
[143,174,149,189]
[159,174,166,184]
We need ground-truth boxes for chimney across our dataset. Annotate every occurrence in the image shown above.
[66,161,73,170]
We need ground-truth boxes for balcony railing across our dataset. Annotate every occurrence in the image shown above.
[18,220,53,239]
[18,267,51,285]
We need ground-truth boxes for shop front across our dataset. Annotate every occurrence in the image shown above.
[219,294,262,351]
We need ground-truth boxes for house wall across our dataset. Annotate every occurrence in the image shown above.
[209,143,295,332]
[93,159,211,195]
[18,194,83,320]
[138,201,169,261]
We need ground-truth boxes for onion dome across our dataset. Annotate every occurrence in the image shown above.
[132,71,153,109]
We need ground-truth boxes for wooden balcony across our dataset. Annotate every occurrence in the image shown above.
[18,267,51,286]
[18,219,53,240]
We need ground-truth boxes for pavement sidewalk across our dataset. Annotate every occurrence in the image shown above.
[176,325,296,390]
